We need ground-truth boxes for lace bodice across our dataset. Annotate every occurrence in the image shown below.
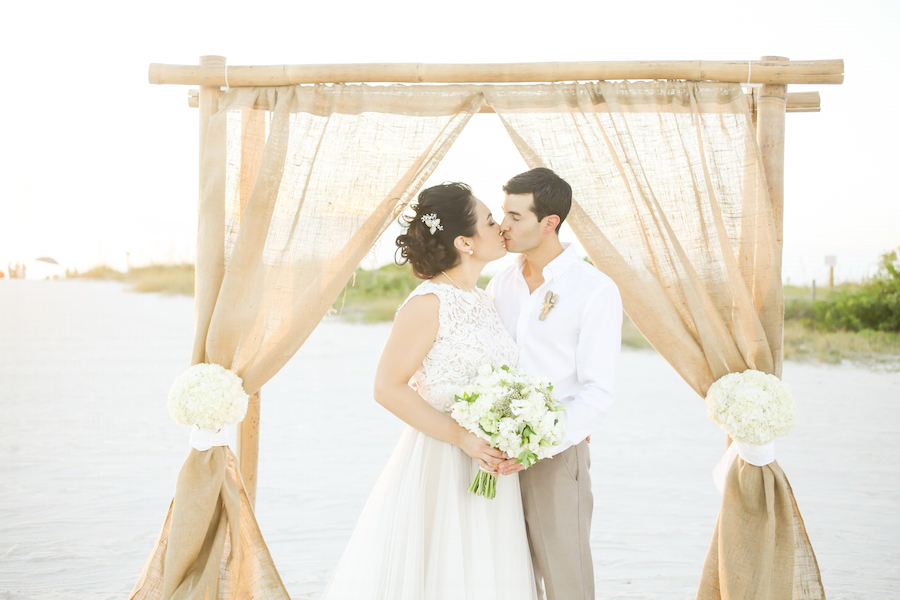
[399,280,518,414]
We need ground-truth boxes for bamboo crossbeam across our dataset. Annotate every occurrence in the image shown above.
[152,59,844,86]
[186,88,821,113]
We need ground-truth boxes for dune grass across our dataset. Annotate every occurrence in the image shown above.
[127,264,194,295]
[331,263,655,349]
[73,265,127,281]
[784,321,900,366]
[69,263,194,295]
[68,263,898,365]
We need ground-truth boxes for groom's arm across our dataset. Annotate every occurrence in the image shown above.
[552,281,622,457]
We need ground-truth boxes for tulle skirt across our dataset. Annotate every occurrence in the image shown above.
[321,425,537,600]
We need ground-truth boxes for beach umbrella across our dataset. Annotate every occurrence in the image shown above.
[35,257,59,265]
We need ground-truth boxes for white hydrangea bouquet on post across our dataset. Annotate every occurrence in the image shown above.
[705,369,795,489]
[167,363,250,442]
[706,369,795,445]
[451,364,565,499]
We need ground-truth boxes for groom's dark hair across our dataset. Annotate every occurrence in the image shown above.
[502,168,572,234]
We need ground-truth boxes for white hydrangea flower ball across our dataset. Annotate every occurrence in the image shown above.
[705,369,795,445]
[167,363,250,431]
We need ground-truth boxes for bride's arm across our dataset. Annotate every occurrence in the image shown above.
[374,293,506,472]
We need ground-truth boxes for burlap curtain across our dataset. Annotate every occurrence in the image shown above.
[130,84,481,599]
[484,81,824,599]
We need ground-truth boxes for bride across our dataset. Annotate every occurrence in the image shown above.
[321,183,537,599]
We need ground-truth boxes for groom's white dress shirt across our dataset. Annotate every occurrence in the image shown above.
[487,244,622,456]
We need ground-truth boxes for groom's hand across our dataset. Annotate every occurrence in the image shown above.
[497,457,525,476]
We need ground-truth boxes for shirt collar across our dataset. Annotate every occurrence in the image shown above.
[515,243,580,283]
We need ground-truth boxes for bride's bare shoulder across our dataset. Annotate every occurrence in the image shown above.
[395,291,439,324]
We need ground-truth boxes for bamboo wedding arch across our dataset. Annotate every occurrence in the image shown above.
[131,56,843,600]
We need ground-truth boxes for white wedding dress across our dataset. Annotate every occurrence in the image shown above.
[321,280,537,600]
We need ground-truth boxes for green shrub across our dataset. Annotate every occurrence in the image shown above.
[813,247,900,332]
[784,298,817,322]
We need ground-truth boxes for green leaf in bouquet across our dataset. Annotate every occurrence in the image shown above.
[521,425,535,443]
[518,449,538,468]
[457,392,478,403]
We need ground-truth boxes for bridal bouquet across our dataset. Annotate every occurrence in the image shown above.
[451,364,565,499]
[705,369,795,445]
[167,363,249,432]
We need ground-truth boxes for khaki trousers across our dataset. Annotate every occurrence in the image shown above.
[519,439,594,600]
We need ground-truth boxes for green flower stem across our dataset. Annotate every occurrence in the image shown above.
[468,470,498,499]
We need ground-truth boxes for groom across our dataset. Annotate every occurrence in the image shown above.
[489,168,622,600]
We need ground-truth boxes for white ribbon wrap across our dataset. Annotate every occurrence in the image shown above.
[712,440,776,494]
[189,423,236,451]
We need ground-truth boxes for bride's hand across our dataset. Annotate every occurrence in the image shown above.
[497,456,525,476]
[458,431,506,473]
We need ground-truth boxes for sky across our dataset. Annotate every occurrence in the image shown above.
[1,0,898,284]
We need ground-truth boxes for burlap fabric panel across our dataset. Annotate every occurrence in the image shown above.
[130,84,481,599]
[484,81,824,599]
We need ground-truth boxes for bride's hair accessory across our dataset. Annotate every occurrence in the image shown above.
[395,183,475,279]
[420,213,443,235]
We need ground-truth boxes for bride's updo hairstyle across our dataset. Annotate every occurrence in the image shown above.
[396,182,477,279]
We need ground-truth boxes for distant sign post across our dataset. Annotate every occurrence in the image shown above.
[825,255,837,289]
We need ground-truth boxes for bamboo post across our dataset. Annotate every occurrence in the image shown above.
[749,88,759,130]
[198,56,263,510]
[758,56,788,253]
[238,391,261,508]
[757,55,789,378]
[198,56,224,183]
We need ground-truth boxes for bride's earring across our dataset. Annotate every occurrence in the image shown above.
[468,249,474,255]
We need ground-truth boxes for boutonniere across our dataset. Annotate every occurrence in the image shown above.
[539,290,559,321]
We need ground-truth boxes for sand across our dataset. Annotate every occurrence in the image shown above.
[0,280,897,599]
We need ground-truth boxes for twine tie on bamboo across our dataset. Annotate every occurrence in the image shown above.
[745,60,762,89]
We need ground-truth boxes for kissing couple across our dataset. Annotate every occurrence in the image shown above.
[321,168,623,600]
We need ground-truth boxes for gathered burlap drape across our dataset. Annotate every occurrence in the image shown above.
[130,84,481,599]
[484,81,824,599]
